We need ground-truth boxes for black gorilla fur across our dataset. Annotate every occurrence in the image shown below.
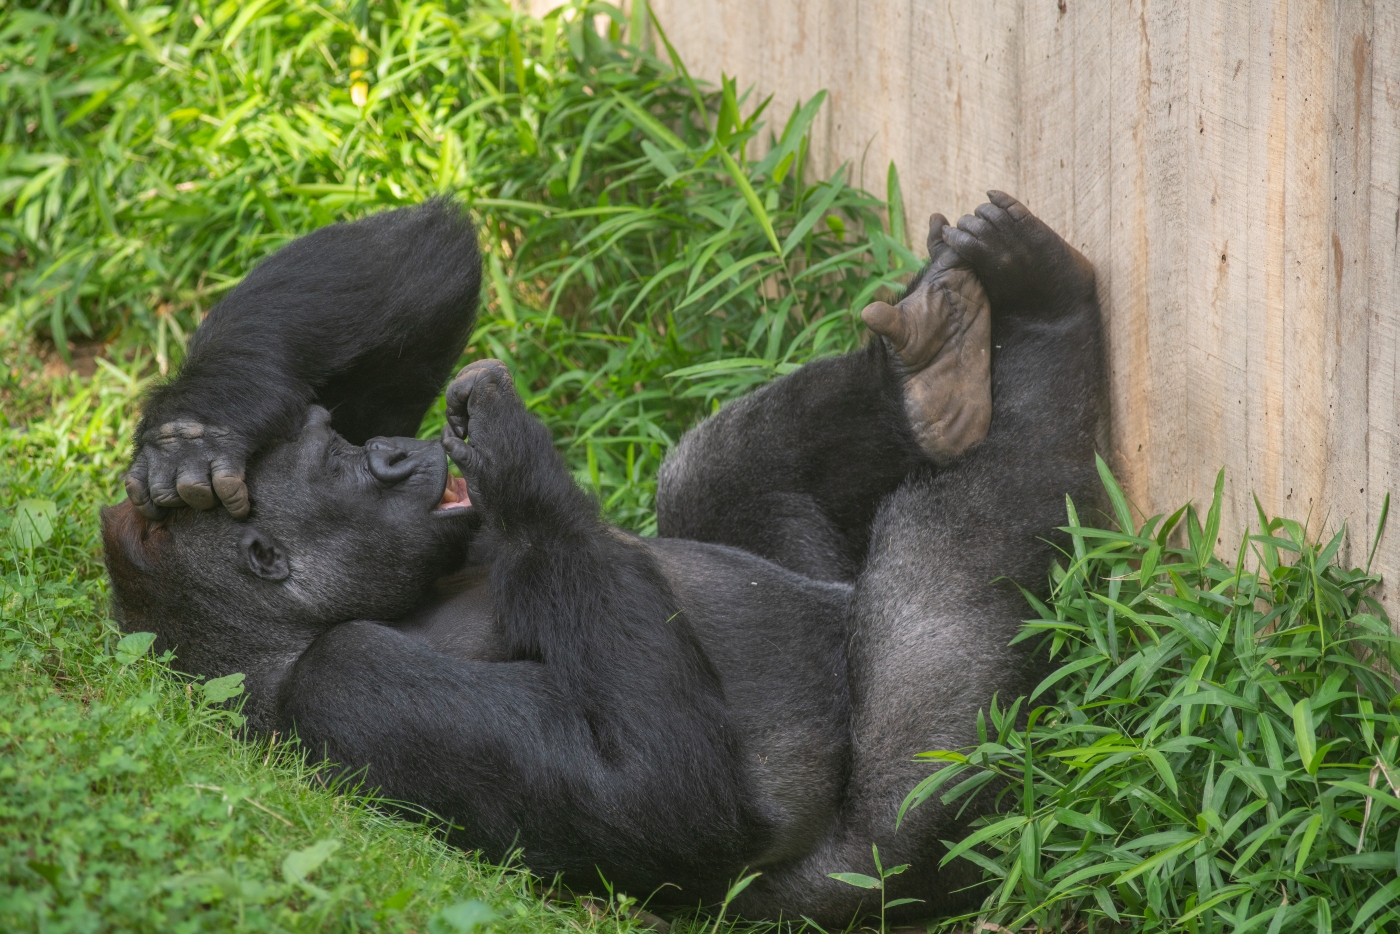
[102,194,1105,925]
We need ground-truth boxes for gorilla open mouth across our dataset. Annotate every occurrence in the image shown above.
[436,475,471,511]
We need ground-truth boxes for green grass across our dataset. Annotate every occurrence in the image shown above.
[3,2,1399,933]
[1,0,916,530]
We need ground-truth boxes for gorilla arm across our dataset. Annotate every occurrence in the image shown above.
[284,616,759,893]
[280,359,763,894]
[127,199,482,519]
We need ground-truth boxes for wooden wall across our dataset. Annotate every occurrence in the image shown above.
[641,0,1400,603]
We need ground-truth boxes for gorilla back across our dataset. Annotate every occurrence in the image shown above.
[103,193,1104,925]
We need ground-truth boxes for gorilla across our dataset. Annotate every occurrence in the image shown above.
[101,192,1103,926]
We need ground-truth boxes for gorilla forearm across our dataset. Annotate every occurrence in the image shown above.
[150,198,481,441]
[129,199,481,518]
[441,361,742,752]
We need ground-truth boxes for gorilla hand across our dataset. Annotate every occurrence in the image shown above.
[440,359,571,526]
[124,420,250,520]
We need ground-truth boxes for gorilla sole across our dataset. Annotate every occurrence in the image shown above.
[103,193,1105,926]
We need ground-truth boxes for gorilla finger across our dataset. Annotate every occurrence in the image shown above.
[925,213,952,260]
[148,465,185,508]
[175,461,217,511]
[986,190,1030,219]
[445,374,476,419]
[467,365,517,419]
[211,461,249,520]
[124,465,165,520]
[441,429,483,477]
[213,476,250,520]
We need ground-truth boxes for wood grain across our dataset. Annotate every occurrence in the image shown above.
[632,0,1400,608]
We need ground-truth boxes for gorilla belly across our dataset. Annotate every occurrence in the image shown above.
[646,538,852,867]
[394,536,851,868]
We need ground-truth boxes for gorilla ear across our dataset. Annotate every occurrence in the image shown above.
[239,527,289,581]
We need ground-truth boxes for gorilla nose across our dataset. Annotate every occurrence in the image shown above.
[366,437,435,486]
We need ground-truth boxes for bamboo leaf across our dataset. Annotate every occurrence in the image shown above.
[1293,697,1318,775]
[827,872,881,890]
[716,144,782,256]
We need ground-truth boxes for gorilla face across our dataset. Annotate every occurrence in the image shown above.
[102,407,476,666]
[244,405,476,616]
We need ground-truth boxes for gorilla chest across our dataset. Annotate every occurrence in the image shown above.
[394,565,511,662]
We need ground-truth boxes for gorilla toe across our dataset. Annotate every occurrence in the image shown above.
[944,191,1096,315]
[861,257,992,466]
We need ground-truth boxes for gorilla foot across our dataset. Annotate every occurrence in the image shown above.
[941,190,1096,315]
[861,213,991,466]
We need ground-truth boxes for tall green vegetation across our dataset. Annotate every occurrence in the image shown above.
[913,466,1400,934]
[0,0,917,529]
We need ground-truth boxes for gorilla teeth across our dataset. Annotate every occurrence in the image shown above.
[437,475,471,510]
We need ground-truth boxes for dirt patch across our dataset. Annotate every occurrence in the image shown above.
[40,336,107,379]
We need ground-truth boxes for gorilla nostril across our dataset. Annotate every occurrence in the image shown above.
[377,447,408,465]
[367,438,421,485]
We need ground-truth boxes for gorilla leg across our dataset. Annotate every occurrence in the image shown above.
[734,192,1105,924]
[656,218,990,582]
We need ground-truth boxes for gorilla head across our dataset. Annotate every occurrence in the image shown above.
[102,406,475,686]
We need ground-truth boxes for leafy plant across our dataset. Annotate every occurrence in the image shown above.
[707,869,762,934]
[1,0,917,531]
[828,843,923,934]
[909,459,1400,934]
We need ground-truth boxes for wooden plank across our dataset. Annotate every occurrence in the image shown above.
[1179,0,1254,549]
[1120,0,1192,518]
[1276,0,1333,541]
[879,0,1013,231]
[1242,0,1289,529]
[1018,0,1076,231]
[1367,0,1400,606]
[1325,0,1374,570]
